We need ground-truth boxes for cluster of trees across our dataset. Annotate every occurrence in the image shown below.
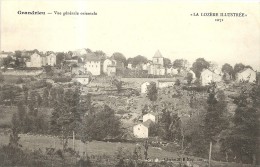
[220,84,259,164]
[47,86,121,149]
[5,81,122,151]
[13,101,48,134]
[145,81,259,165]
[0,84,23,106]
[221,63,253,81]
[81,105,122,142]
[185,83,258,164]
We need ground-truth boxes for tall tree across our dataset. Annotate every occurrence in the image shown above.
[147,82,157,102]
[173,59,189,70]
[186,72,194,85]
[222,63,234,80]
[132,55,148,67]
[42,88,49,107]
[17,102,26,129]
[3,56,12,68]
[112,52,126,66]
[9,113,21,148]
[50,87,82,150]
[192,58,210,78]
[56,52,65,67]
[204,82,229,166]
[163,58,172,68]
[112,79,123,93]
[160,110,181,141]
[0,72,4,83]
[94,50,106,57]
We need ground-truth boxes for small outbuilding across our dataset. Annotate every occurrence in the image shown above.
[141,82,150,94]
[133,120,153,138]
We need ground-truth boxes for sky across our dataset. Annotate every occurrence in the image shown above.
[1,0,260,70]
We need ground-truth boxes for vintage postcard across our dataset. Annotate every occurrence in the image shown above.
[0,0,259,167]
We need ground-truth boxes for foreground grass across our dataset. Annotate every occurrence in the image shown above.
[0,134,258,167]
[0,133,179,159]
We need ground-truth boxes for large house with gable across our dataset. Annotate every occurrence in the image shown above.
[133,112,158,138]
[148,50,165,76]
[236,68,256,83]
[83,53,104,76]
[200,69,222,86]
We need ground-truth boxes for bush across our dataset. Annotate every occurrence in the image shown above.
[0,73,4,83]
[175,79,181,86]
[16,77,24,84]
[182,85,209,92]
[53,77,72,83]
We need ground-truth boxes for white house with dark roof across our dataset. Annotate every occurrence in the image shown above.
[133,119,153,138]
[200,69,222,86]
[236,68,256,83]
[84,53,103,76]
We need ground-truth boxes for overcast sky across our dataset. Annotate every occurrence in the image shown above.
[1,0,259,70]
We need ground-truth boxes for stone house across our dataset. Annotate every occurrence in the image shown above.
[45,53,57,66]
[200,69,222,86]
[30,52,43,67]
[236,68,256,83]
[103,58,116,74]
[84,53,103,76]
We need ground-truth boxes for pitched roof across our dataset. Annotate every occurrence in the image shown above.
[47,53,56,57]
[142,119,153,128]
[153,50,163,58]
[238,68,255,74]
[144,112,158,117]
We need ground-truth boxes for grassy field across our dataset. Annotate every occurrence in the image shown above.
[0,134,257,167]
[0,133,179,160]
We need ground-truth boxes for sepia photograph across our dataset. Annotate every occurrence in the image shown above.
[0,0,259,166]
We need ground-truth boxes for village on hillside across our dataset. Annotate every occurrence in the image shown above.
[0,48,259,167]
